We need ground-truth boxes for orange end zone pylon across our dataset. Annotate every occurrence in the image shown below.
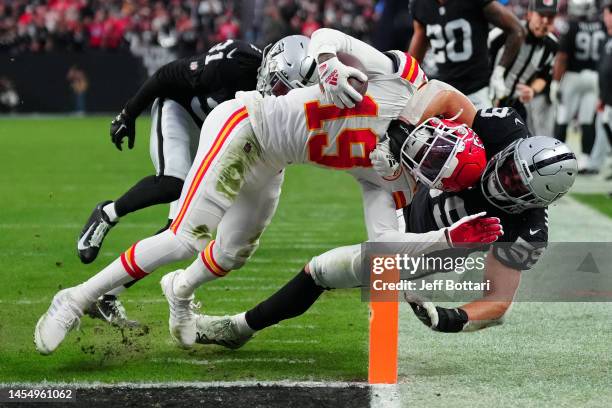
[368,260,399,384]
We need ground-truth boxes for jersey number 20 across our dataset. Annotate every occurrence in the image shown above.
[304,96,378,169]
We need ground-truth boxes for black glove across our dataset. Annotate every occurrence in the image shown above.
[409,301,468,333]
[110,109,136,151]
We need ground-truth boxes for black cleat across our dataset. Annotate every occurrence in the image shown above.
[85,295,139,328]
[77,200,117,264]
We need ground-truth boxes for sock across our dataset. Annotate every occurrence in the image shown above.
[173,254,221,298]
[580,123,596,155]
[105,285,126,296]
[232,312,256,336]
[244,269,324,331]
[103,202,119,223]
[72,258,134,309]
[73,231,193,309]
[114,175,183,217]
[554,124,568,142]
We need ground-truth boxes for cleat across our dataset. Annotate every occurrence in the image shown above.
[84,295,139,328]
[196,315,253,350]
[77,200,117,264]
[34,289,83,355]
[160,271,200,349]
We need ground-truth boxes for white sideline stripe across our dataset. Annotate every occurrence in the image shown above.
[267,339,320,344]
[151,357,316,366]
[0,380,368,389]
[370,384,401,408]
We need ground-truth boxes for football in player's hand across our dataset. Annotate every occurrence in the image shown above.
[337,52,368,99]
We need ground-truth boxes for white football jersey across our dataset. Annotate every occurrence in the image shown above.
[236,50,427,173]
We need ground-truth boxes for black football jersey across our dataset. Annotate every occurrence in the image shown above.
[558,19,606,72]
[410,0,493,94]
[599,35,612,105]
[405,107,548,271]
[125,39,262,124]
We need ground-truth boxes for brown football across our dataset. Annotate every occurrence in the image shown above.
[337,51,369,98]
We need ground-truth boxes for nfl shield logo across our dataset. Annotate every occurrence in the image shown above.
[190,61,198,71]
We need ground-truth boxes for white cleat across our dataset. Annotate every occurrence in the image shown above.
[160,270,200,349]
[196,315,252,350]
[34,289,83,355]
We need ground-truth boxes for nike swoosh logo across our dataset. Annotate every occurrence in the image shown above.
[226,48,237,59]
[77,224,95,251]
[115,124,126,135]
[97,305,113,322]
[515,118,524,126]
[529,229,540,235]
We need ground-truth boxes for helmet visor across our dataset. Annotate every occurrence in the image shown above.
[269,73,292,96]
[497,153,531,198]
[418,136,458,184]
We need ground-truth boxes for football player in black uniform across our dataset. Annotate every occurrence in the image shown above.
[551,0,605,173]
[409,0,525,109]
[192,108,577,345]
[77,36,317,326]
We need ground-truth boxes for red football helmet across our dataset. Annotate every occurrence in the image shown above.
[400,117,487,192]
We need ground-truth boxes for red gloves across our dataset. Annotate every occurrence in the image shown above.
[446,212,503,248]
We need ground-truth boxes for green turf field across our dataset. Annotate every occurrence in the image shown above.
[1,118,610,408]
[572,193,612,219]
[0,117,368,383]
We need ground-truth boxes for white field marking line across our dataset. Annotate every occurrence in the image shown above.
[266,339,321,344]
[0,380,368,389]
[548,196,612,242]
[151,357,316,366]
[0,223,163,229]
[370,384,401,408]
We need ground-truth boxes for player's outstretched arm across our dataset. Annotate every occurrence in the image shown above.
[110,58,197,150]
[408,19,429,63]
[407,248,520,333]
[401,80,477,127]
[484,1,526,101]
[309,28,395,76]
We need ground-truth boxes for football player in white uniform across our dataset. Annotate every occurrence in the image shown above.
[34,28,501,355]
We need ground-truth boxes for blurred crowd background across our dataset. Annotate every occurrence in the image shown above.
[0,0,572,56]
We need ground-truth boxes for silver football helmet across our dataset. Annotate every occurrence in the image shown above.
[568,0,597,18]
[482,136,577,214]
[256,35,318,96]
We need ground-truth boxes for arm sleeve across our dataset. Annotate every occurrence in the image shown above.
[488,27,507,66]
[124,58,201,117]
[308,28,394,76]
[492,209,548,271]
[359,179,450,253]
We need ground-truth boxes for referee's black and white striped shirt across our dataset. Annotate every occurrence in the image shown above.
[488,22,558,97]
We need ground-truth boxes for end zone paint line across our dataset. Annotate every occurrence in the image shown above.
[0,380,369,389]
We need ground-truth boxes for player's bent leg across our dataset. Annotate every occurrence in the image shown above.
[213,171,285,271]
[160,99,267,347]
[196,267,325,349]
[195,245,363,349]
[35,230,195,355]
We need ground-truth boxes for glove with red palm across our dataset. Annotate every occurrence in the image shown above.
[445,212,503,248]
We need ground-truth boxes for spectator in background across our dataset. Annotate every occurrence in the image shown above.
[66,64,88,114]
[0,76,19,112]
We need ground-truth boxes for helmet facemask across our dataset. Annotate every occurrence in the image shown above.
[481,139,550,213]
[256,36,318,96]
[400,117,483,191]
